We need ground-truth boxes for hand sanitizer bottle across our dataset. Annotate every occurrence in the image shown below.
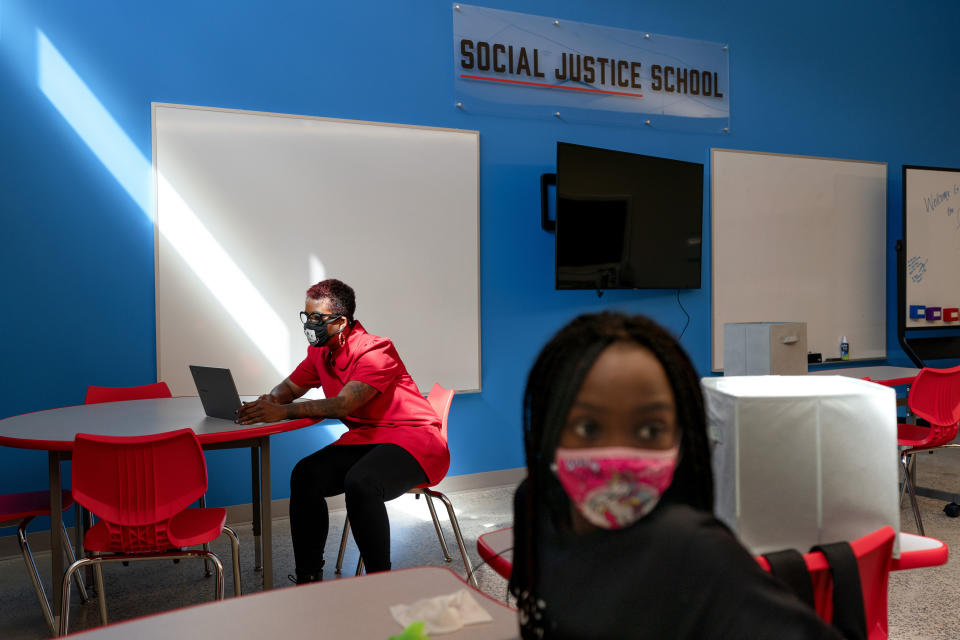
[840,336,849,361]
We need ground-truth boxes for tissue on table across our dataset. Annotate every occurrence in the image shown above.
[389,589,494,634]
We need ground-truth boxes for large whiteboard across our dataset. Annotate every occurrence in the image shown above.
[903,166,960,329]
[712,149,886,370]
[153,104,480,396]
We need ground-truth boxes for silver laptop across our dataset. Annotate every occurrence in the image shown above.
[189,365,242,421]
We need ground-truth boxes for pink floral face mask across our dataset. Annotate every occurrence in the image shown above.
[552,445,680,529]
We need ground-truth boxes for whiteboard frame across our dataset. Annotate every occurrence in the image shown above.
[902,164,960,332]
[711,148,887,371]
[152,103,481,395]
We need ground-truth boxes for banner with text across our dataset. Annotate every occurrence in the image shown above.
[452,4,730,133]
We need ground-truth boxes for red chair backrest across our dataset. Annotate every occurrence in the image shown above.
[427,383,455,443]
[71,428,208,552]
[84,382,172,404]
[756,526,895,639]
[907,365,960,446]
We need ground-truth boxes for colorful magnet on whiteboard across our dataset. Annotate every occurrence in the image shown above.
[945,308,960,322]
[910,305,926,319]
[925,307,942,321]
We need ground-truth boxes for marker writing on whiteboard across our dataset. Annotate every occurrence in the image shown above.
[924,189,951,213]
[907,256,927,283]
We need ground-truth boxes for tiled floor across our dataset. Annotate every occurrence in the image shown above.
[2,452,959,639]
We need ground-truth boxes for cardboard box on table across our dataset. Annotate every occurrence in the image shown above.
[702,375,900,556]
[723,322,808,375]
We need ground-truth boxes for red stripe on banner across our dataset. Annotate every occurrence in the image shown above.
[460,74,644,98]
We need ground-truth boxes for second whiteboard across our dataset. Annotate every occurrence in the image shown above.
[711,148,886,370]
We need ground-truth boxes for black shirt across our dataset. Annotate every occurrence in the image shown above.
[510,482,842,639]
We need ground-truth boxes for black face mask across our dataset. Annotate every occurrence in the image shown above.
[301,313,343,348]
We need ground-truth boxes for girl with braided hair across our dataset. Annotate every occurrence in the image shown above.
[509,312,839,639]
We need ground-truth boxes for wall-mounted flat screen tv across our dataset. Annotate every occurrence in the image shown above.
[555,142,703,290]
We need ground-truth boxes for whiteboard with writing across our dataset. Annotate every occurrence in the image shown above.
[904,166,960,328]
[712,149,887,370]
[153,104,480,396]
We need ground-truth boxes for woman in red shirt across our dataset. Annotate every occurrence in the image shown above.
[236,279,449,583]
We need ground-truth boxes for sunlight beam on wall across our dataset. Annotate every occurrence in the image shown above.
[37,30,151,216]
[36,29,290,378]
[309,254,327,285]
[297,254,330,398]
[157,173,291,376]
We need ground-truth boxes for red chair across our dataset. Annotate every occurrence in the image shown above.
[0,491,89,635]
[873,366,960,535]
[335,383,478,587]
[83,381,220,574]
[756,526,896,639]
[84,381,172,404]
[59,428,241,636]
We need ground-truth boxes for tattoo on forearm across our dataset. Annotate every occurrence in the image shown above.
[285,401,328,419]
[284,382,377,420]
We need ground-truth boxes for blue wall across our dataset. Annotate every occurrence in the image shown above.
[2,1,959,524]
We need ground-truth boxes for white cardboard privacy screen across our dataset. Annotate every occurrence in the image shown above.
[703,375,899,556]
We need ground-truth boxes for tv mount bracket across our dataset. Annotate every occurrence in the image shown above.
[540,173,556,232]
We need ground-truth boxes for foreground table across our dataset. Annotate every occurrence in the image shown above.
[0,396,317,623]
[68,566,518,639]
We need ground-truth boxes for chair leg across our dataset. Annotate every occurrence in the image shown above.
[200,551,226,600]
[901,453,926,536]
[221,525,243,596]
[898,454,909,506]
[73,502,83,564]
[338,516,366,576]
[336,516,351,575]
[61,550,228,635]
[199,494,213,577]
[423,494,453,562]
[94,555,108,626]
[339,493,468,581]
[17,515,91,637]
[898,453,919,507]
[60,556,100,637]
[16,517,56,637]
[81,507,96,591]
[428,490,477,588]
[60,521,90,603]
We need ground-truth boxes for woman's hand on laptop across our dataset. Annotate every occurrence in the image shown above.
[236,395,288,425]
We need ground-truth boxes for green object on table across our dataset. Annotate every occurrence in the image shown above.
[389,620,430,640]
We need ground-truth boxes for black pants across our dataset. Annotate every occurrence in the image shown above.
[289,443,428,574]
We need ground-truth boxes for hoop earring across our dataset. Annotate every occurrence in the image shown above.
[339,331,345,348]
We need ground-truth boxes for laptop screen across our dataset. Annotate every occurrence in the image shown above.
[189,365,242,421]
